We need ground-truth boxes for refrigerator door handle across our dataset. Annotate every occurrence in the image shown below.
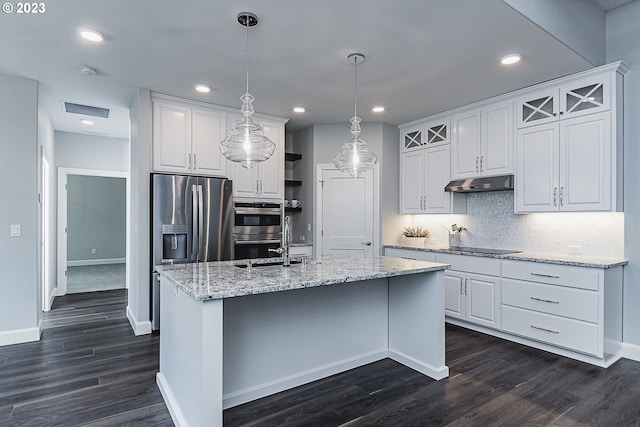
[192,184,198,261]
[198,184,204,262]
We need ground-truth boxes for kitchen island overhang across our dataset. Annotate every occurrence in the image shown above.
[155,255,450,427]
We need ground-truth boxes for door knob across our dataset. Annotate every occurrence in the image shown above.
[362,241,372,246]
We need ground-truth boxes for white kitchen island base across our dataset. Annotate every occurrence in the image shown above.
[156,257,448,427]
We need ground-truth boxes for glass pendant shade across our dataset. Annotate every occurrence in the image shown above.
[220,12,275,169]
[333,53,378,178]
[220,92,275,168]
[333,115,377,177]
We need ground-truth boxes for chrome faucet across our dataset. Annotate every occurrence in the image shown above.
[269,215,291,266]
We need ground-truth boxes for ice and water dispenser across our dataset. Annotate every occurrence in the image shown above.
[161,224,189,262]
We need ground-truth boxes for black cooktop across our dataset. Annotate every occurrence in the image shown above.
[447,246,522,255]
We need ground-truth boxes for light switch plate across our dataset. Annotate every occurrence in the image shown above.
[10,224,21,237]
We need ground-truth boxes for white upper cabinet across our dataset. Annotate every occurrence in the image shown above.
[516,113,613,213]
[452,100,513,179]
[191,108,227,177]
[153,100,192,174]
[228,115,285,200]
[424,119,450,148]
[515,65,622,213]
[482,102,513,176]
[400,144,465,214]
[401,119,450,152]
[517,74,611,128]
[452,110,480,179]
[401,124,424,152]
[153,97,227,177]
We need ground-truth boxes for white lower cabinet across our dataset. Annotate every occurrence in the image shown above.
[437,254,501,330]
[384,247,436,262]
[383,246,624,367]
[500,259,622,365]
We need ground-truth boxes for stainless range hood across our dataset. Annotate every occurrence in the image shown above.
[445,174,514,193]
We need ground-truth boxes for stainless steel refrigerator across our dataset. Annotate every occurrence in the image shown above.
[151,173,233,330]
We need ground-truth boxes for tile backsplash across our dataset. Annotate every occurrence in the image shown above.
[400,191,624,259]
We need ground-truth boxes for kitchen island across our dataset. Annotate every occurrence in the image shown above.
[155,254,449,427]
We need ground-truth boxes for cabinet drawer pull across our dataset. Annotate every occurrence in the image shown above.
[400,256,416,260]
[530,272,560,279]
[530,296,560,304]
[530,324,559,334]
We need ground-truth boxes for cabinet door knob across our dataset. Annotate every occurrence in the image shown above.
[559,186,564,206]
[553,187,558,206]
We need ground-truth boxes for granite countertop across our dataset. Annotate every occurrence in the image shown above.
[155,254,449,301]
[384,245,627,269]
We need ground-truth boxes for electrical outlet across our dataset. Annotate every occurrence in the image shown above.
[568,245,582,255]
[91,248,97,254]
[307,223,312,232]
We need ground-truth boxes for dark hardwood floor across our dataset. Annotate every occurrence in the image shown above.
[2,290,640,426]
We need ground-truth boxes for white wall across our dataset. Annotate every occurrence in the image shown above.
[292,122,402,252]
[128,89,153,335]
[380,123,402,250]
[55,131,129,172]
[606,0,640,346]
[67,176,126,262]
[503,0,606,66]
[0,73,40,345]
[38,104,55,310]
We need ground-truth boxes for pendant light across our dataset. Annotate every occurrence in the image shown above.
[333,53,378,178]
[220,12,275,169]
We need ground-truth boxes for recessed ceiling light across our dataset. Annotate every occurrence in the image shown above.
[501,53,521,65]
[80,119,94,125]
[372,106,385,113]
[293,106,306,113]
[80,28,104,42]
[195,84,211,93]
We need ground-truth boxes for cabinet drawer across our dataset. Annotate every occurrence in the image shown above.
[502,279,598,323]
[501,260,599,290]
[436,254,500,276]
[502,305,600,356]
[385,248,436,262]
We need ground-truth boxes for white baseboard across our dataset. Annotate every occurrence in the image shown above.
[67,258,125,267]
[223,350,388,409]
[388,349,449,380]
[126,305,152,336]
[621,342,640,362]
[43,287,57,312]
[0,325,41,347]
[157,372,188,427]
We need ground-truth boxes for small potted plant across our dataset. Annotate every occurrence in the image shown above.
[402,226,430,247]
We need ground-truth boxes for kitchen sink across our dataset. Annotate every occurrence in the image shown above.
[234,259,303,268]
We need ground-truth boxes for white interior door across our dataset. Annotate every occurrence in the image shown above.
[318,167,375,256]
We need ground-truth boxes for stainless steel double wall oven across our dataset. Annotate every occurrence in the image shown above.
[233,201,282,260]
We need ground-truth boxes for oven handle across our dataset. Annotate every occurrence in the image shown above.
[235,239,281,245]
[234,208,281,215]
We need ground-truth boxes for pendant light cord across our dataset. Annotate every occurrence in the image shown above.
[353,58,358,118]
[245,18,250,95]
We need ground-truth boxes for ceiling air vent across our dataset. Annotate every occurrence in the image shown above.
[64,102,110,118]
